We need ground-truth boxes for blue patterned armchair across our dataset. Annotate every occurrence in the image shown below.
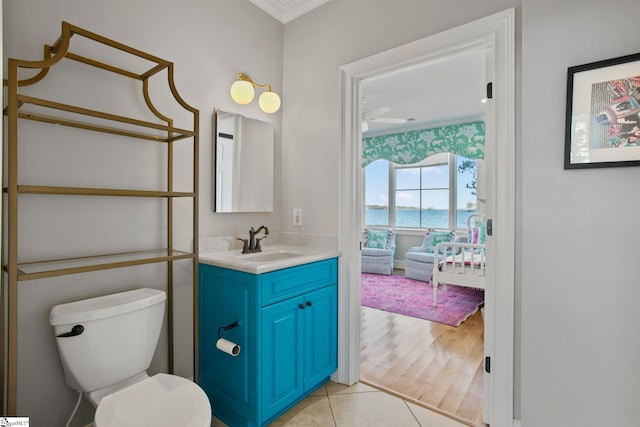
[361,229,396,275]
[404,229,466,282]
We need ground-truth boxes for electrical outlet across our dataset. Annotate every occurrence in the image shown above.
[293,208,302,226]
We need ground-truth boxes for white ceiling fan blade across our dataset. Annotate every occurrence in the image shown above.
[363,106,391,119]
[369,117,408,124]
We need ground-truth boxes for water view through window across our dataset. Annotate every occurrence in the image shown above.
[364,155,477,229]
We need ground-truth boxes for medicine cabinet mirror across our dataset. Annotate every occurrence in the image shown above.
[213,109,275,212]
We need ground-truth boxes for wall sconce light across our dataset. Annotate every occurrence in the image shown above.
[230,73,281,114]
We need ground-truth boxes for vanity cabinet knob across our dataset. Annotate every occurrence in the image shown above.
[298,303,306,310]
[306,301,312,307]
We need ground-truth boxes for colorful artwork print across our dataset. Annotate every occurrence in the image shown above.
[565,53,640,169]
[590,76,640,149]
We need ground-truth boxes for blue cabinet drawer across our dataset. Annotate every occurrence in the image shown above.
[259,258,337,307]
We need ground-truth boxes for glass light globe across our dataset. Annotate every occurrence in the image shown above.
[230,80,255,105]
[258,91,281,114]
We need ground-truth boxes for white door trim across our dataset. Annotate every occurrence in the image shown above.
[337,8,515,427]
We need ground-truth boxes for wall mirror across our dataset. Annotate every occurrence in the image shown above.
[213,109,274,212]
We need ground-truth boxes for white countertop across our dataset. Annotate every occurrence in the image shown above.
[199,244,341,274]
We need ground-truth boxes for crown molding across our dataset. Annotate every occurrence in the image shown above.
[249,0,331,23]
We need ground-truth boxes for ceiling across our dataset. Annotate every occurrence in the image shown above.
[361,47,488,136]
[249,0,332,23]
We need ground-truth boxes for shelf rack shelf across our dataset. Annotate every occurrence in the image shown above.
[14,185,196,198]
[2,22,199,415]
[14,94,196,142]
[13,249,195,281]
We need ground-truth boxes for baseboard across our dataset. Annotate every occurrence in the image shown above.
[513,419,522,427]
[394,260,406,270]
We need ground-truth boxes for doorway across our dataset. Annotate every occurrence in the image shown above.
[358,48,488,423]
[359,45,488,426]
[336,9,515,427]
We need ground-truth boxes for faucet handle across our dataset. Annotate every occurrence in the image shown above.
[255,236,267,252]
[236,237,250,254]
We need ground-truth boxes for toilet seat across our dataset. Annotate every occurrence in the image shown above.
[94,373,211,427]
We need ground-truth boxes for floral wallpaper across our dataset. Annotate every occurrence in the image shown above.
[362,121,485,167]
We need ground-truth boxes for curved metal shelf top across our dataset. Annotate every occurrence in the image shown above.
[4,21,199,136]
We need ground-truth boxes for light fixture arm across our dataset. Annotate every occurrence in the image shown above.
[236,73,272,92]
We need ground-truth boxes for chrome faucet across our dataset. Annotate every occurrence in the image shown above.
[238,225,269,253]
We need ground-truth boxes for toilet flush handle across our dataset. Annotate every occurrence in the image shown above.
[57,324,84,338]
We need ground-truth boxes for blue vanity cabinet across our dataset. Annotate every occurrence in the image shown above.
[199,257,338,427]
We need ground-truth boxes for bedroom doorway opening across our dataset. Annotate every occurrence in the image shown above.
[358,45,488,425]
[338,9,515,427]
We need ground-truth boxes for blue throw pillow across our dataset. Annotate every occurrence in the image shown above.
[476,221,487,245]
[426,230,453,253]
[364,229,391,249]
[473,221,487,254]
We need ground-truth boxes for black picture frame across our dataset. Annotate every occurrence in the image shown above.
[564,52,640,169]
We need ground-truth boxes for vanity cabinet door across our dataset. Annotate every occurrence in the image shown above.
[260,283,338,422]
[303,285,337,390]
[261,295,305,421]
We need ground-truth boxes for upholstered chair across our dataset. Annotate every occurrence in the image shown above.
[404,230,466,282]
[361,229,396,275]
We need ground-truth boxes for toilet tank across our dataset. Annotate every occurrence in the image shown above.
[49,288,167,393]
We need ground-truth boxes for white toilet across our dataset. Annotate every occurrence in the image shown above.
[49,288,211,427]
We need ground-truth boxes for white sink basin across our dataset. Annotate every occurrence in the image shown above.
[199,245,340,274]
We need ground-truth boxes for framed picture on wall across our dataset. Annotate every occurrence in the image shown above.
[564,52,640,169]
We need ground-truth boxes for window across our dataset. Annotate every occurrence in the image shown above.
[456,156,478,228]
[364,159,389,226]
[364,154,477,230]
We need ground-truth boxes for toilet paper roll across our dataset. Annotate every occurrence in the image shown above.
[216,338,241,356]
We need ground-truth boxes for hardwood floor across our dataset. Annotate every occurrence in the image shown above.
[360,304,485,426]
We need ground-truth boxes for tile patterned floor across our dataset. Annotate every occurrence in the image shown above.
[211,382,469,427]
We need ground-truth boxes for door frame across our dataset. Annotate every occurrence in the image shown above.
[336,8,515,426]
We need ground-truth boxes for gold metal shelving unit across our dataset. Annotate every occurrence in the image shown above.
[1,22,199,414]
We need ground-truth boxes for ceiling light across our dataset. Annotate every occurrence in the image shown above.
[230,73,281,113]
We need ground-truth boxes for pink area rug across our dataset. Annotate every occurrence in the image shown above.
[361,273,484,326]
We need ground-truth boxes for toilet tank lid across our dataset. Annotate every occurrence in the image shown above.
[49,288,167,326]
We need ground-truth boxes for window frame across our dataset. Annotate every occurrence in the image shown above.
[364,153,476,231]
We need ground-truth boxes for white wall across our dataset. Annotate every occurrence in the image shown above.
[3,1,282,425]
[521,0,640,425]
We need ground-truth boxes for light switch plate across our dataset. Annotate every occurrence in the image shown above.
[293,208,302,226]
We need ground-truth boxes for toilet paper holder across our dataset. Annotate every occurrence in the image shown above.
[216,321,241,356]
[217,321,239,339]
